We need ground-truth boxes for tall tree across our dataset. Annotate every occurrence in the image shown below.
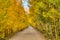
[28,0,60,40]
[0,0,28,39]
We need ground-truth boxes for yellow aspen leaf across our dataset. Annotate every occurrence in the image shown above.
[50,7,58,13]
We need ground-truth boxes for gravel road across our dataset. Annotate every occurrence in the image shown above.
[9,27,46,40]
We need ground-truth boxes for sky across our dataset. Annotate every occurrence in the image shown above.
[22,0,29,9]
[22,0,29,14]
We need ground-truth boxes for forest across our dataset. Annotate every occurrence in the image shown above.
[0,0,60,40]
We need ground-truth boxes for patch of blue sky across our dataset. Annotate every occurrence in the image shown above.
[22,0,29,8]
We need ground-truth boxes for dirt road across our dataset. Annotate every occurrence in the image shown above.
[9,27,46,40]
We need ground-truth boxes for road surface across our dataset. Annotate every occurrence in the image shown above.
[9,27,46,40]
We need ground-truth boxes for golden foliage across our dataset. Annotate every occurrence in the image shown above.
[0,0,28,40]
[29,0,60,40]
